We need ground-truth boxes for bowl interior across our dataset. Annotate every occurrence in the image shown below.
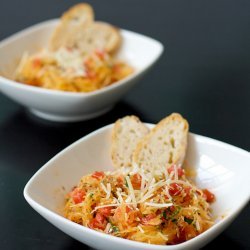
[25,124,250,221]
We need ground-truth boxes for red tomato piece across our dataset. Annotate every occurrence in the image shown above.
[174,228,186,244]
[91,171,105,180]
[183,186,192,202]
[169,183,183,196]
[89,213,107,230]
[168,165,185,177]
[141,214,156,225]
[95,49,105,60]
[86,69,96,79]
[202,189,215,203]
[126,206,132,213]
[98,206,113,217]
[116,175,125,186]
[32,58,41,68]
[130,173,142,189]
[71,188,86,204]
[184,186,192,194]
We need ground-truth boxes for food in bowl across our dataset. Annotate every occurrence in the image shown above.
[64,113,215,245]
[14,3,133,92]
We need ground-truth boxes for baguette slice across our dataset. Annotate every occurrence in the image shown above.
[49,4,121,54]
[133,113,189,172]
[111,116,150,168]
[70,21,122,54]
[49,3,94,51]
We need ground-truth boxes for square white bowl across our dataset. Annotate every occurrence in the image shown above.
[24,124,250,250]
[0,20,163,122]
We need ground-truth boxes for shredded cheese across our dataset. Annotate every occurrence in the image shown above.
[125,176,137,208]
[138,225,144,233]
[144,202,173,208]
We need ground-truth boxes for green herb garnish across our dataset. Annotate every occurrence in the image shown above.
[162,210,167,219]
[171,206,181,218]
[125,177,129,187]
[112,226,119,233]
[184,217,193,224]
[163,206,181,221]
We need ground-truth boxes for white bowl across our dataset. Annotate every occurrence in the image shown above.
[24,123,250,250]
[0,20,163,122]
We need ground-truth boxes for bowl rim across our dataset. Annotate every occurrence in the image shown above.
[23,123,250,249]
[0,19,164,98]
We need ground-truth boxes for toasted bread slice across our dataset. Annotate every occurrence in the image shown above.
[50,4,121,54]
[49,3,94,51]
[111,116,150,168]
[133,113,189,172]
[70,21,122,54]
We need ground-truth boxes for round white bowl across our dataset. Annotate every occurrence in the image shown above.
[0,20,163,122]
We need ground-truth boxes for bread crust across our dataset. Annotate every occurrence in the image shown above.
[61,3,94,22]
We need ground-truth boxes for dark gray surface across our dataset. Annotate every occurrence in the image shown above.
[0,0,249,249]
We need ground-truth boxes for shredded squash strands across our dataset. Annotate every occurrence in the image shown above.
[15,46,133,93]
[65,163,215,245]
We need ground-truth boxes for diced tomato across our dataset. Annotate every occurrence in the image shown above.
[98,206,114,217]
[95,49,105,60]
[116,175,125,186]
[126,206,132,213]
[71,188,86,204]
[96,213,106,224]
[183,186,192,202]
[184,186,192,194]
[156,209,162,215]
[89,213,107,230]
[86,69,96,79]
[202,189,215,203]
[91,171,105,180]
[130,173,142,189]
[141,214,156,225]
[173,228,186,244]
[167,165,185,177]
[169,183,183,196]
[91,203,96,209]
[174,225,197,244]
[32,58,41,68]
[169,205,176,212]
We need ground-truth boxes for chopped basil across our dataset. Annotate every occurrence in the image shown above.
[125,177,129,187]
[163,206,181,221]
[184,217,193,224]
[171,206,181,218]
[112,226,119,232]
[108,220,119,233]
[162,210,167,219]
[171,218,177,223]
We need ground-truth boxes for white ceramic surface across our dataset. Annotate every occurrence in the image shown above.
[0,20,163,122]
[24,124,250,250]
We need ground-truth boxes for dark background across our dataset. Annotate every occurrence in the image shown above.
[0,0,249,249]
